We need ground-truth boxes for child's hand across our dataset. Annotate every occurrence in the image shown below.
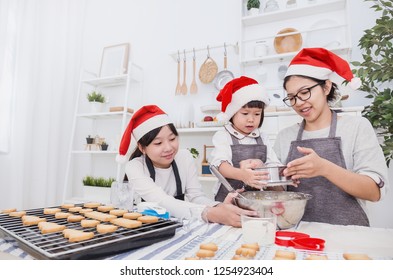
[241,167,269,189]
[239,159,265,169]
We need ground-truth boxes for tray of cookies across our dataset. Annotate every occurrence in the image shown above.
[0,203,181,260]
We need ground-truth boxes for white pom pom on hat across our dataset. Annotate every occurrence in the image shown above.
[116,105,172,164]
[285,48,361,90]
[216,76,270,122]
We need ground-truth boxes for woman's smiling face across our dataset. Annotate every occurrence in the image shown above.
[285,76,332,126]
[139,125,179,168]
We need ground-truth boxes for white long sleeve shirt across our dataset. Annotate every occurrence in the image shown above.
[125,149,218,219]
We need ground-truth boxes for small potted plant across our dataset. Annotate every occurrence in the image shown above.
[247,0,260,16]
[87,91,106,113]
[82,175,115,202]
[86,135,94,144]
[188,147,199,159]
[101,141,109,151]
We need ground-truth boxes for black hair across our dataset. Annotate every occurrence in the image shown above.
[229,100,265,128]
[283,75,339,103]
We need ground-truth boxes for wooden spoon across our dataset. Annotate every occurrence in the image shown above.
[180,51,188,95]
[190,50,198,94]
[175,54,181,95]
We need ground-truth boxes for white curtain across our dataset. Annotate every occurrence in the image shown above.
[0,0,86,209]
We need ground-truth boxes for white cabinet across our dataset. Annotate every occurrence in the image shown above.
[240,0,351,103]
[63,63,143,203]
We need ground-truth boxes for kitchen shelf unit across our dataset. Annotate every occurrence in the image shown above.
[240,0,351,64]
[63,62,143,204]
[239,0,351,105]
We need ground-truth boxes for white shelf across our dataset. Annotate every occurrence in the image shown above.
[76,111,132,119]
[242,0,346,26]
[82,74,128,87]
[241,46,351,66]
[71,150,117,154]
[177,127,224,133]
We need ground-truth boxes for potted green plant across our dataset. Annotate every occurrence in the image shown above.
[351,0,393,166]
[247,0,260,16]
[101,141,109,151]
[188,147,199,159]
[87,91,106,113]
[82,175,115,202]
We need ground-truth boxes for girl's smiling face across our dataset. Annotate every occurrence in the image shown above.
[139,125,179,168]
[232,107,263,135]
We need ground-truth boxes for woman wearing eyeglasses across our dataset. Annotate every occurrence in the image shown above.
[273,48,389,226]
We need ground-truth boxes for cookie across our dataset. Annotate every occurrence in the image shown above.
[55,212,71,219]
[111,218,142,229]
[137,215,159,224]
[305,254,328,260]
[235,247,257,258]
[241,243,260,251]
[97,205,115,212]
[38,221,66,234]
[96,224,118,234]
[343,253,372,260]
[84,211,117,222]
[83,202,101,208]
[109,209,128,217]
[79,208,93,214]
[1,208,17,214]
[63,229,94,243]
[200,243,218,252]
[69,206,83,213]
[81,219,100,228]
[43,208,62,215]
[196,249,215,258]
[61,203,74,209]
[22,215,46,226]
[9,211,26,218]
[274,250,296,260]
[67,214,85,223]
[123,212,142,220]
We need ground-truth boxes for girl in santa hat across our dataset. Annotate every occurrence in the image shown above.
[274,48,389,226]
[116,105,256,227]
[210,76,285,202]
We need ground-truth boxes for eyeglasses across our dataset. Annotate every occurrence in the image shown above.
[282,83,324,107]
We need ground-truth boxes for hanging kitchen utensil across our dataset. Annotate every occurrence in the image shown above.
[180,49,188,95]
[199,45,218,84]
[214,43,235,90]
[175,51,181,95]
[190,48,198,94]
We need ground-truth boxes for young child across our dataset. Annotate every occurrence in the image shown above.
[209,76,283,202]
[116,105,255,227]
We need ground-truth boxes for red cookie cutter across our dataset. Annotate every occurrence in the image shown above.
[275,231,325,251]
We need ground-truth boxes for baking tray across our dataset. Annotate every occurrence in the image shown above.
[0,205,181,260]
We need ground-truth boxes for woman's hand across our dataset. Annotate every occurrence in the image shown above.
[284,146,329,180]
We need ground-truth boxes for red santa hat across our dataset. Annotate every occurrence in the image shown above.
[285,48,361,89]
[116,105,172,164]
[216,76,270,122]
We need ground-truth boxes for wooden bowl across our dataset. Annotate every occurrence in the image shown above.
[274,28,303,54]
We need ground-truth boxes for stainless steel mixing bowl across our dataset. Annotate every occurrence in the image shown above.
[234,191,312,229]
